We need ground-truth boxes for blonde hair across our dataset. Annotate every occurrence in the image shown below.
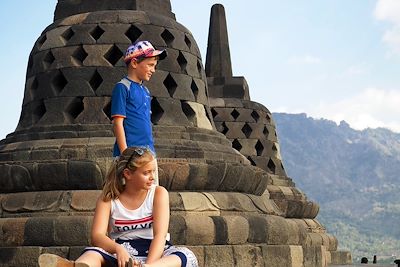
[102,147,155,201]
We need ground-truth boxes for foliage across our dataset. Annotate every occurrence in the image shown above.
[273,113,400,263]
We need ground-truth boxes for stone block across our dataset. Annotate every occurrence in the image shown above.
[184,101,213,130]
[185,215,214,245]
[159,161,190,190]
[54,216,91,246]
[262,245,304,267]
[169,214,187,245]
[145,70,170,97]
[25,217,56,246]
[208,97,225,108]
[0,163,33,193]
[265,215,289,245]
[247,215,268,243]
[180,192,219,214]
[169,192,184,211]
[286,219,307,246]
[70,190,99,211]
[2,218,28,246]
[67,160,104,190]
[204,245,234,267]
[153,97,190,126]
[204,162,226,190]
[224,216,249,244]
[0,246,42,267]
[210,216,228,245]
[186,162,209,190]
[233,245,263,267]
[186,246,205,267]
[168,73,195,101]
[303,246,327,267]
[330,250,352,265]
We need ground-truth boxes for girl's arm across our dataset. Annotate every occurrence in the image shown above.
[146,186,170,264]
[113,117,127,154]
[91,197,131,267]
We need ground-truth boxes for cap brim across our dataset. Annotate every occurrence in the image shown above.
[147,50,167,60]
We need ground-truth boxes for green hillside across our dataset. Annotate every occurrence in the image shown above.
[273,112,400,263]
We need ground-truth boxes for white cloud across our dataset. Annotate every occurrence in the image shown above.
[308,87,400,132]
[374,0,400,55]
[345,64,369,76]
[288,55,321,65]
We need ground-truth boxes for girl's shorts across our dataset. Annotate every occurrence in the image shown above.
[83,238,198,267]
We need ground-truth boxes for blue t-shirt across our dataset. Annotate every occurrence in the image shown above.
[111,77,154,156]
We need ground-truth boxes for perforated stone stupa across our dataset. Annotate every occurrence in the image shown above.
[0,1,351,266]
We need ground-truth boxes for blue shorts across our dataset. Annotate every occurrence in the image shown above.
[83,238,198,267]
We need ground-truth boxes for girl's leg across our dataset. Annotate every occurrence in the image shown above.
[38,250,105,267]
[76,250,105,267]
[38,253,90,267]
[141,254,181,267]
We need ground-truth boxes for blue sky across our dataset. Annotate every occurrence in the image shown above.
[1,0,400,139]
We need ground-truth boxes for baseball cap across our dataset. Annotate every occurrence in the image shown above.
[124,41,167,64]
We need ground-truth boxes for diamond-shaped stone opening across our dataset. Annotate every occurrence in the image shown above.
[266,114,271,123]
[72,46,88,66]
[151,98,164,124]
[31,77,39,91]
[211,108,218,118]
[104,45,123,66]
[241,123,252,138]
[197,60,202,76]
[251,110,260,122]
[37,34,47,48]
[272,143,278,151]
[255,140,264,156]
[125,25,143,43]
[184,35,192,49]
[232,139,242,151]
[181,101,195,125]
[247,156,256,166]
[221,122,229,135]
[66,97,84,119]
[163,74,177,98]
[191,80,199,99]
[177,51,188,73]
[103,100,112,121]
[52,70,68,93]
[267,158,276,173]
[231,109,240,120]
[61,27,74,43]
[33,101,46,123]
[204,107,213,125]
[90,25,105,41]
[89,69,103,91]
[161,29,175,46]
[263,126,269,138]
[43,50,55,70]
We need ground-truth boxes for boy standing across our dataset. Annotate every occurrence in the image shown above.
[111,41,166,180]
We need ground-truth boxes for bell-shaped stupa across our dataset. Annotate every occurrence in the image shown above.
[0,1,351,266]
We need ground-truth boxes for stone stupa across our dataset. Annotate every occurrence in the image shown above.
[0,1,351,266]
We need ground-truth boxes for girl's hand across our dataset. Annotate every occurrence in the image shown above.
[115,244,131,267]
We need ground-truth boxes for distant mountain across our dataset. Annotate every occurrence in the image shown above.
[273,112,400,263]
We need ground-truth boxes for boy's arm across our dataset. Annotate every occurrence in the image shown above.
[113,117,127,154]
[146,186,170,263]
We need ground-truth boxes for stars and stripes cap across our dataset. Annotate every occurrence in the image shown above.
[124,40,167,64]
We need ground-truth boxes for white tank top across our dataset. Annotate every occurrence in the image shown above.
[109,185,156,240]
